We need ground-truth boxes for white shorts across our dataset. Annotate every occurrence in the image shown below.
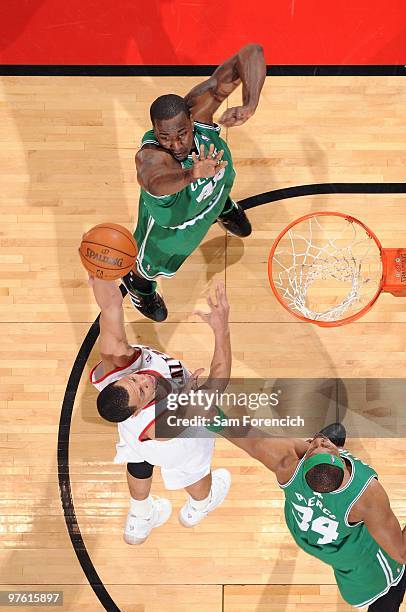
[114,432,216,490]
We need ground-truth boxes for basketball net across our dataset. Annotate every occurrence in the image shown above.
[270,214,383,324]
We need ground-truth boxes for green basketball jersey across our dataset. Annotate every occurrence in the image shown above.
[139,121,235,228]
[280,449,405,607]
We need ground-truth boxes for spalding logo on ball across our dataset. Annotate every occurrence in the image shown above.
[79,223,137,280]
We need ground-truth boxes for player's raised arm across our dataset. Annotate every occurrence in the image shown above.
[184,43,266,127]
[89,276,134,370]
[191,282,231,393]
[190,283,307,474]
[355,478,406,564]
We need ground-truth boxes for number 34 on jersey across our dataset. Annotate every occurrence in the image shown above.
[291,491,340,545]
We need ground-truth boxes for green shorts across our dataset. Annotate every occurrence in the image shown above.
[134,194,232,280]
[334,548,404,608]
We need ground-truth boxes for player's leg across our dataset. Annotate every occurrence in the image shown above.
[185,472,212,500]
[123,462,172,545]
[158,437,229,527]
[121,207,168,322]
[217,196,252,237]
[126,206,221,319]
[367,570,406,611]
[179,468,231,527]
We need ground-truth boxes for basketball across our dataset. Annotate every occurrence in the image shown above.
[79,223,137,280]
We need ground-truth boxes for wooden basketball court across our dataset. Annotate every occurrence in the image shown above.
[1,75,405,610]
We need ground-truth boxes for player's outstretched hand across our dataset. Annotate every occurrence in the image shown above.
[218,105,255,128]
[191,143,228,179]
[194,282,230,335]
[181,368,205,394]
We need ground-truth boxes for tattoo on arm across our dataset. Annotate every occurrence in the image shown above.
[184,78,218,110]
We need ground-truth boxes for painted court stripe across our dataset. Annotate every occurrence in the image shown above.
[57,314,120,612]
[1,65,406,76]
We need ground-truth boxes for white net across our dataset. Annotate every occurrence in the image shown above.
[270,214,383,323]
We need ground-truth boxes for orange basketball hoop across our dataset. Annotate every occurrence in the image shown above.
[268,211,406,326]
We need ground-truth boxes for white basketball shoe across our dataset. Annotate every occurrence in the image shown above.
[178,469,231,528]
[123,496,172,545]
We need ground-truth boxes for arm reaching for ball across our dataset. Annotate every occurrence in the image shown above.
[78,223,138,371]
[89,276,135,371]
[193,282,231,393]
[184,282,308,477]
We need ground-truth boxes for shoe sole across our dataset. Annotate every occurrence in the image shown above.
[123,514,170,544]
[123,534,148,545]
[178,513,199,528]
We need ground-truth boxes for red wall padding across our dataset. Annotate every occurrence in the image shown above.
[0,0,405,65]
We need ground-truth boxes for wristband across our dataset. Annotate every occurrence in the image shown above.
[206,406,228,433]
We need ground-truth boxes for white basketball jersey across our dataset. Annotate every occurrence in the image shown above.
[89,344,215,471]
[90,344,188,442]
[90,344,187,392]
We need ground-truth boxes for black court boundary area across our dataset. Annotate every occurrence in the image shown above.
[58,182,406,611]
[1,65,406,76]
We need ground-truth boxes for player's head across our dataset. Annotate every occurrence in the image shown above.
[97,372,156,423]
[303,434,345,493]
[150,94,194,161]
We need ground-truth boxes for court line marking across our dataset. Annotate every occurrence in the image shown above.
[1,65,406,76]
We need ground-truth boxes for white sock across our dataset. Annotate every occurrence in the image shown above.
[190,490,212,511]
[130,495,153,518]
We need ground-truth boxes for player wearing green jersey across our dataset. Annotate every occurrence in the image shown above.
[122,43,266,321]
[216,421,406,609]
[180,290,405,609]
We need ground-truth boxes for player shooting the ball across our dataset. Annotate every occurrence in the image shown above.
[88,273,232,544]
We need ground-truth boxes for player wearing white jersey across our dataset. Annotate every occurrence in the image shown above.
[89,276,232,544]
